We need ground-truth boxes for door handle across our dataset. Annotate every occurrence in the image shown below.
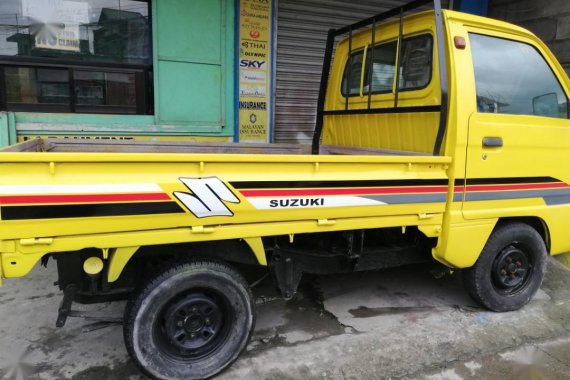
[482,137,503,148]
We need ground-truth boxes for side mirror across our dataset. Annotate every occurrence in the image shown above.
[533,92,559,117]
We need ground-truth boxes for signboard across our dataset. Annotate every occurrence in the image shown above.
[22,0,87,52]
[35,24,80,52]
[237,0,273,143]
[18,135,232,143]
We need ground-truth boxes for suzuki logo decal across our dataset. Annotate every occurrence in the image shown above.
[174,177,240,218]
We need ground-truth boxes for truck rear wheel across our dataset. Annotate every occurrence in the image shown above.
[124,259,255,380]
[463,222,547,312]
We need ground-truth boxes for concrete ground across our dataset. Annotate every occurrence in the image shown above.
[1,258,570,380]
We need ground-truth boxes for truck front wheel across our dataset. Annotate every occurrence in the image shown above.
[124,259,255,380]
[463,222,547,312]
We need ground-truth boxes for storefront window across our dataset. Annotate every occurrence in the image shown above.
[74,70,137,113]
[4,64,145,113]
[0,0,151,115]
[5,66,71,111]
[0,0,150,64]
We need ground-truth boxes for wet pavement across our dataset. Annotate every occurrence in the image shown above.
[1,258,570,379]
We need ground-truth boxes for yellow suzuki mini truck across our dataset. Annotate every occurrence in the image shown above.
[2,1,570,379]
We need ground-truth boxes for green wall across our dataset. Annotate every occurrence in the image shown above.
[0,112,16,146]
[153,0,235,132]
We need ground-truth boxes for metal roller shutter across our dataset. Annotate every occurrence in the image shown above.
[274,0,447,144]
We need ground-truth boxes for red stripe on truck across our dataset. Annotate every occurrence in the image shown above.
[0,192,171,205]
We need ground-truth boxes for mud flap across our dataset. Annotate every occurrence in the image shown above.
[56,284,77,327]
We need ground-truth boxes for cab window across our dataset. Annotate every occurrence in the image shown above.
[470,33,569,119]
[341,34,433,97]
[342,49,367,96]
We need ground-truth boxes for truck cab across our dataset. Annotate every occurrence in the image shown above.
[318,7,570,271]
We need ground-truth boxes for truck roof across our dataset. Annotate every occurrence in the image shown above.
[444,9,537,39]
[340,9,537,45]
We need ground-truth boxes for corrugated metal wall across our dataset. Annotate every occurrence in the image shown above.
[274,0,447,144]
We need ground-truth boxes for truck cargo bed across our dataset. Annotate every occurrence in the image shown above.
[1,138,427,156]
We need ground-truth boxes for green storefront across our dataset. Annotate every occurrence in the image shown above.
[0,0,240,146]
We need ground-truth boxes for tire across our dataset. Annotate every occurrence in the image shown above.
[124,259,255,380]
[463,222,547,312]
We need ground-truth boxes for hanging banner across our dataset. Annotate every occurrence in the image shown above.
[23,0,88,52]
[22,0,89,24]
[238,0,273,143]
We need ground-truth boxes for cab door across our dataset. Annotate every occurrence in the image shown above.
[463,31,570,252]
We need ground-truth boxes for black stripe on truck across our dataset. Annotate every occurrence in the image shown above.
[1,202,186,220]
[231,179,449,189]
[230,177,561,190]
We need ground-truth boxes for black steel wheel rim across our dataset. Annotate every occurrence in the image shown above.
[153,290,233,361]
[491,244,532,295]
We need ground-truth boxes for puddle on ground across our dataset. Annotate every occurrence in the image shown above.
[348,305,436,318]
